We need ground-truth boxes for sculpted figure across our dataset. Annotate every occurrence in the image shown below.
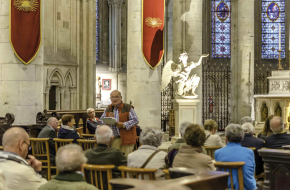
[161,52,208,97]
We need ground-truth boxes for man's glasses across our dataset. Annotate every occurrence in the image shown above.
[23,141,30,147]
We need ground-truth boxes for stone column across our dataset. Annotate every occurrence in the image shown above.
[60,87,65,110]
[45,86,51,110]
[108,0,123,72]
[127,0,161,128]
[231,0,254,122]
[69,87,77,110]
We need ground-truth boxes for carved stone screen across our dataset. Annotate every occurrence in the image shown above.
[211,0,231,58]
[96,0,99,61]
[261,0,285,59]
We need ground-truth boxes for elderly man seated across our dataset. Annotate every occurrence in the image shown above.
[168,121,191,152]
[240,122,264,176]
[85,125,127,176]
[264,116,290,149]
[39,144,97,190]
[215,124,256,190]
[128,127,167,180]
[0,127,47,190]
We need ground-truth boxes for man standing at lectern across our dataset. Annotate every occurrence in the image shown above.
[101,90,139,156]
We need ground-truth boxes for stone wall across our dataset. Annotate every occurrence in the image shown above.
[0,0,43,125]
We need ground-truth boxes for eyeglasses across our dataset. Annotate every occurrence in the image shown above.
[110,96,120,99]
[23,141,30,147]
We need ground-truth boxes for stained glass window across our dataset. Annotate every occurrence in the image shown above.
[262,0,285,59]
[211,0,231,58]
[96,0,99,61]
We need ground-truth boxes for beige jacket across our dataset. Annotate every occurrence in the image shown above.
[0,152,47,190]
[204,130,225,147]
[173,145,215,171]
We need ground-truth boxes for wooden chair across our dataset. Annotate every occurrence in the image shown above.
[53,138,74,153]
[214,161,245,190]
[30,138,51,180]
[247,147,256,151]
[203,146,222,159]
[0,146,3,151]
[118,166,157,180]
[84,164,114,190]
[77,139,97,151]
[82,134,95,140]
[163,169,170,179]
[75,127,83,136]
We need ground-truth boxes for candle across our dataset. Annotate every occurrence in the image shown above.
[279,24,281,50]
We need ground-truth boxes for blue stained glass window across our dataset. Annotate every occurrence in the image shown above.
[96,0,99,61]
[211,0,231,58]
[262,0,285,59]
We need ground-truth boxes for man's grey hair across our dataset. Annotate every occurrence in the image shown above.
[95,125,113,144]
[87,108,94,114]
[241,122,255,133]
[225,124,245,143]
[47,117,57,125]
[240,116,253,125]
[270,116,284,133]
[56,144,87,172]
[140,128,163,147]
[179,121,191,137]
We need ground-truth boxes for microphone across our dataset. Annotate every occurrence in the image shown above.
[111,106,114,112]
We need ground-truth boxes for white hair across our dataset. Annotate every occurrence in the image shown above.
[225,124,244,143]
[56,144,87,172]
[87,108,94,114]
[95,125,113,144]
[241,122,255,133]
[270,116,284,133]
[240,116,253,125]
[140,128,163,147]
[179,121,191,137]
[47,117,57,125]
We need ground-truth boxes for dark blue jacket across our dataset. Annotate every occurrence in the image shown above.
[241,133,264,175]
[264,132,290,149]
[58,127,81,143]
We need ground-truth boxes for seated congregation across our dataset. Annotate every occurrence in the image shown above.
[0,114,290,190]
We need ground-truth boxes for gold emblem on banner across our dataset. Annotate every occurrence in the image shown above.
[14,0,39,12]
[145,17,163,28]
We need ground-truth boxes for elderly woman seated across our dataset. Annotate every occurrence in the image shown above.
[215,124,256,190]
[127,127,167,179]
[203,119,224,147]
[172,124,215,171]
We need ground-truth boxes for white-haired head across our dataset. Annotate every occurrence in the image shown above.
[270,116,284,134]
[56,144,87,173]
[241,122,255,134]
[225,124,245,143]
[87,108,94,114]
[95,125,113,145]
[140,128,163,147]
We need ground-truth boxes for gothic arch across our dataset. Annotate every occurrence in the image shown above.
[64,69,74,87]
[47,68,65,87]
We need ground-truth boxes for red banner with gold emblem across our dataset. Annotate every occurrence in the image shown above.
[10,0,41,65]
[142,0,164,69]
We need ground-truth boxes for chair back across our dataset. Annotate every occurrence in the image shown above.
[203,146,222,159]
[118,166,157,180]
[84,164,114,190]
[247,147,256,151]
[30,138,51,180]
[0,146,3,151]
[77,139,97,151]
[53,138,74,153]
[82,134,95,139]
[163,169,170,179]
[214,161,245,190]
[75,127,83,135]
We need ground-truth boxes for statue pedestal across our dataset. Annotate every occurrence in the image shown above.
[171,98,200,142]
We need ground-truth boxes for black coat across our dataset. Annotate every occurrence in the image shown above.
[241,133,264,175]
[264,132,290,149]
[58,127,81,143]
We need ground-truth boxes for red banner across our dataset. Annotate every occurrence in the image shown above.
[142,0,164,69]
[10,0,41,65]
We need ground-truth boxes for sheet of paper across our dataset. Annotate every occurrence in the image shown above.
[100,117,117,125]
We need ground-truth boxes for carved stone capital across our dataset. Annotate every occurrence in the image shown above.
[108,0,123,8]
[45,85,51,93]
[59,86,66,94]
[69,86,77,94]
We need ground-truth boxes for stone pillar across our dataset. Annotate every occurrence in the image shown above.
[69,87,76,110]
[60,87,65,110]
[231,0,254,122]
[81,0,88,109]
[127,0,161,128]
[108,0,123,72]
[172,0,203,124]
[45,86,51,110]
[0,0,44,125]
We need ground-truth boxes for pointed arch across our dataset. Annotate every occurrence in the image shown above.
[47,68,65,87]
[64,69,74,87]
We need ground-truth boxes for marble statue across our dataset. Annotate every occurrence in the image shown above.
[161,52,208,98]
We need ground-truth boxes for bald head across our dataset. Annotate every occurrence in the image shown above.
[3,127,29,148]
[95,125,113,145]
[270,116,284,133]
[110,90,121,97]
